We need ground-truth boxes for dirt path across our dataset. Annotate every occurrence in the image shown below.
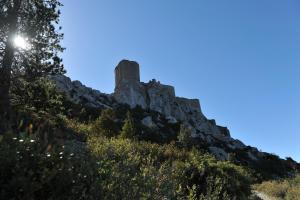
[254,191,275,200]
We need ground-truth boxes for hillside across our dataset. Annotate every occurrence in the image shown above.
[52,60,299,180]
[0,59,299,199]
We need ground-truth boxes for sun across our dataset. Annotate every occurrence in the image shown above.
[13,35,30,50]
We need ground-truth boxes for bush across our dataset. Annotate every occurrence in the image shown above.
[0,129,253,200]
[120,111,136,139]
[11,78,65,116]
[88,136,252,199]
[0,135,101,200]
[177,124,192,147]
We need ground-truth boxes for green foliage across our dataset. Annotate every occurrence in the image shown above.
[88,136,252,199]
[0,0,65,132]
[63,117,91,135]
[255,174,300,200]
[0,127,253,200]
[1,0,65,77]
[254,153,297,180]
[120,111,136,139]
[0,135,101,200]
[62,98,103,122]
[91,108,119,137]
[11,78,64,115]
[177,124,192,147]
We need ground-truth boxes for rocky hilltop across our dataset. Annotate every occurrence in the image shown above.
[113,60,247,160]
[51,60,291,165]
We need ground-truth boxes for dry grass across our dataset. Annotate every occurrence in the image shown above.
[254,174,300,200]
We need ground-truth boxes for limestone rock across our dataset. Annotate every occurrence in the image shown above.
[111,60,253,160]
[112,60,231,138]
[51,75,114,108]
[141,116,157,128]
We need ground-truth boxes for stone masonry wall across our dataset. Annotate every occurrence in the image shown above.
[115,60,140,87]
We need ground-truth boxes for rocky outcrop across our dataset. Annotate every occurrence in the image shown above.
[114,60,232,136]
[52,75,116,109]
[112,60,253,158]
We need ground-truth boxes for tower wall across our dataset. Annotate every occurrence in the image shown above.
[114,60,147,108]
[115,60,140,88]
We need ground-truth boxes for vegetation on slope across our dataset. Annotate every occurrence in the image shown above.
[0,131,253,199]
[0,79,254,199]
[0,77,297,199]
[254,174,300,200]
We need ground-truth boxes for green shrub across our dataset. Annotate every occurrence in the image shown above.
[88,136,252,199]
[11,78,65,116]
[0,135,101,200]
[120,111,136,139]
[177,124,192,147]
[91,108,120,137]
[0,131,253,200]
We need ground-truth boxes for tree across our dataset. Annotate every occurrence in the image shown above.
[0,0,65,133]
[11,77,64,115]
[93,109,119,137]
[120,111,136,139]
[177,124,192,147]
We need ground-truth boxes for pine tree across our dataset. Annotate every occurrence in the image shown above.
[93,109,118,137]
[120,111,136,139]
[0,0,65,133]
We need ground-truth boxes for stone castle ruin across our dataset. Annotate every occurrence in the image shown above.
[114,60,230,137]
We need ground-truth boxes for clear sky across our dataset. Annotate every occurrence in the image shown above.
[59,0,300,162]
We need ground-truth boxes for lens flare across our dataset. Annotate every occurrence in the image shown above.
[13,35,30,49]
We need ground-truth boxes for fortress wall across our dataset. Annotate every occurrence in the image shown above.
[176,97,201,113]
[189,99,201,113]
[146,83,176,116]
[159,84,176,98]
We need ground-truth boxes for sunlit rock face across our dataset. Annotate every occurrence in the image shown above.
[113,60,232,138]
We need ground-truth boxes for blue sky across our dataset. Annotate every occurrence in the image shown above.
[59,0,300,161]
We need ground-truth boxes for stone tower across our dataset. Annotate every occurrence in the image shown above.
[114,60,147,108]
[115,60,140,88]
